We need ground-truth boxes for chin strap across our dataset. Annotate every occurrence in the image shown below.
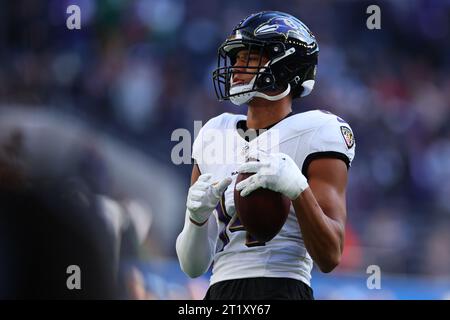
[253,84,291,101]
[230,81,291,105]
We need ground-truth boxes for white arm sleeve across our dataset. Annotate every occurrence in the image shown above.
[177,114,227,278]
[175,209,219,278]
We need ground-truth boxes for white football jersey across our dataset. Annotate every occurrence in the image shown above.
[192,110,355,287]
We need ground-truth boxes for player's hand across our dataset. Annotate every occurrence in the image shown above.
[236,150,309,200]
[187,173,232,224]
[224,184,236,217]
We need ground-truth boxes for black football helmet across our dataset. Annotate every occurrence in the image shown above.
[212,11,319,105]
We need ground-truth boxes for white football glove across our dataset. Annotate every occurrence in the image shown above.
[224,185,236,217]
[235,150,309,200]
[187,173,232,224]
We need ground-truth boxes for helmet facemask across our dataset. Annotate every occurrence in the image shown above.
[213,39,292,106]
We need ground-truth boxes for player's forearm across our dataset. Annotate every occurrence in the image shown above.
[175,210,215,278]
[292,188,344,273]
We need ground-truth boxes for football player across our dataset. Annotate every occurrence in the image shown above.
[176,11,355,300]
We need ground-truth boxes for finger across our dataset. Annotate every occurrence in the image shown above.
[190,189,204,197]
[235,175,256,191]
[238,161,264,173]
[190,190,205,201]
[188,200,202,211]
[225,197,236,216]
[197,173,212,182]
[212,177,232,197]
[190,194,203,202]
[193,181,210,190]
[240,182,261,197]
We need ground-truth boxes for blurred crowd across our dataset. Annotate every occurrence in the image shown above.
[1,0,450,299]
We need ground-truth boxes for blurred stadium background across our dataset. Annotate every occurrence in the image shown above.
[0,0,449,299]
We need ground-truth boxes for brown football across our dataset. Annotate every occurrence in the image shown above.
[234,172,291,243]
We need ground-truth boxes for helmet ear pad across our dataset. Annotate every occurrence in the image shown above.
[269,51,318,98]
[295,64,317,98]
